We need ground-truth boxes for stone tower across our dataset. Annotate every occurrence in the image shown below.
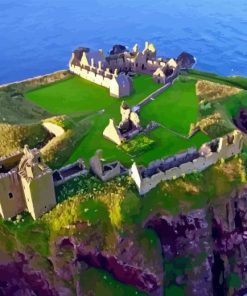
[18,145,56,220]
[0,152,27,219]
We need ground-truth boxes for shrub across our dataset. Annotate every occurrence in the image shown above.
[121,134,155,156]
[196,80,241,102]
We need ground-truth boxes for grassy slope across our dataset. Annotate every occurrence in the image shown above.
[26,75,209,166]
[184,69,247,138]
[220,91,247,117]
[0,123,50,157]
[185,69,247,90]
[0,88,50,124]
[1,156,245,295]
[3,69,247,294]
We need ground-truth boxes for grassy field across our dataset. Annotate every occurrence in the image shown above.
[25,74,210,166]
[141,79,199,135]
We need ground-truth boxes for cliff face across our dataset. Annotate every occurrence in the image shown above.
[147,186,247,296]
[2,187,247,295]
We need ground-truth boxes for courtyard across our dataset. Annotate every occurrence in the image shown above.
[25,74,210,166]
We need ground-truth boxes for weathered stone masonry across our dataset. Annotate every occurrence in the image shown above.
[130,130,243,195]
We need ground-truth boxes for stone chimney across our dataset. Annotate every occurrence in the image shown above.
[114,69,118,76]
[145,41,149,50]
[91,58,94,67]
[99,49,104,58]
[133,44,139,53]
[98,61,102,70]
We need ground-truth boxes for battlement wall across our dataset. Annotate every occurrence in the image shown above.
[70,64,114,90]
[0,151,23,172]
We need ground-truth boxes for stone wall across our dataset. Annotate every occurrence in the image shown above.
[0,70,71,92]
[130,130,243,195]
[42,122,65,137]
[0,151,23,172]
[70,63,132,98]
[0,169,26,219]
[70,64,114,91]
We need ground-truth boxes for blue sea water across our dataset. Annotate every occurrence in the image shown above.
[0,0,247,84]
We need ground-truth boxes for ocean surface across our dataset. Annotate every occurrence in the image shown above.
[0,0,247,84]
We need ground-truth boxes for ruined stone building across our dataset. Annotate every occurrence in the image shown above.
[130,130,243,195]
[90,150,127,181]
[103,101,142,145]
[0,145,56,220]
[69,47,133,98]
[69,42,194,98]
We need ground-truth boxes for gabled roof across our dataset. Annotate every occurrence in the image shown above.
[84,50,104,65]
[115,74,132,87]
[71,47,104,66]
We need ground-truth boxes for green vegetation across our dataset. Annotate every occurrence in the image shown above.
[135,128,209,165]
[40,115,91,169]
[0,122,49,157]
[0,212,49,257]
[0,88,50,124]
[141,79,199,135]
[25,75,159,115]
[1,155,245,294]
[79,268,148,296]
[185,69,247,139]
[184,69,247,90]
[137,156,246,219]
[221,91,247,117]
[228,272,241,289]
[2,59,247,294]
[121,134,155,156]
[25,75,162,166]
[25,74,210,166]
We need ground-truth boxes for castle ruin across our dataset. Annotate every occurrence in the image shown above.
[0,145,56,220]
[103,101,142,145]
[130,130,243,195]
[69,42,189,98]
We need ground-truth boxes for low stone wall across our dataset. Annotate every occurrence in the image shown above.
[42,122,65,137]
[0,70,71,92]
[136,83,172,109]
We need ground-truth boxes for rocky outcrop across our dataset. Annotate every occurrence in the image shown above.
[110,45,128,55]
[56,236,162,294]
[177,52,196,69]
[146,209,213,296]
[3,188,247,295]
[233,108,247,134]
[0,252,59,296]
[146,187,247,296]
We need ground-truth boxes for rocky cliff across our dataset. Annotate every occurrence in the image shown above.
[2,186,247,295]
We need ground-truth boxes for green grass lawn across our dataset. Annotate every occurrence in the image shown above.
[25,75,160,116]
[135,128,209,165]
[26,74,210,166]
[140,79,200,135]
